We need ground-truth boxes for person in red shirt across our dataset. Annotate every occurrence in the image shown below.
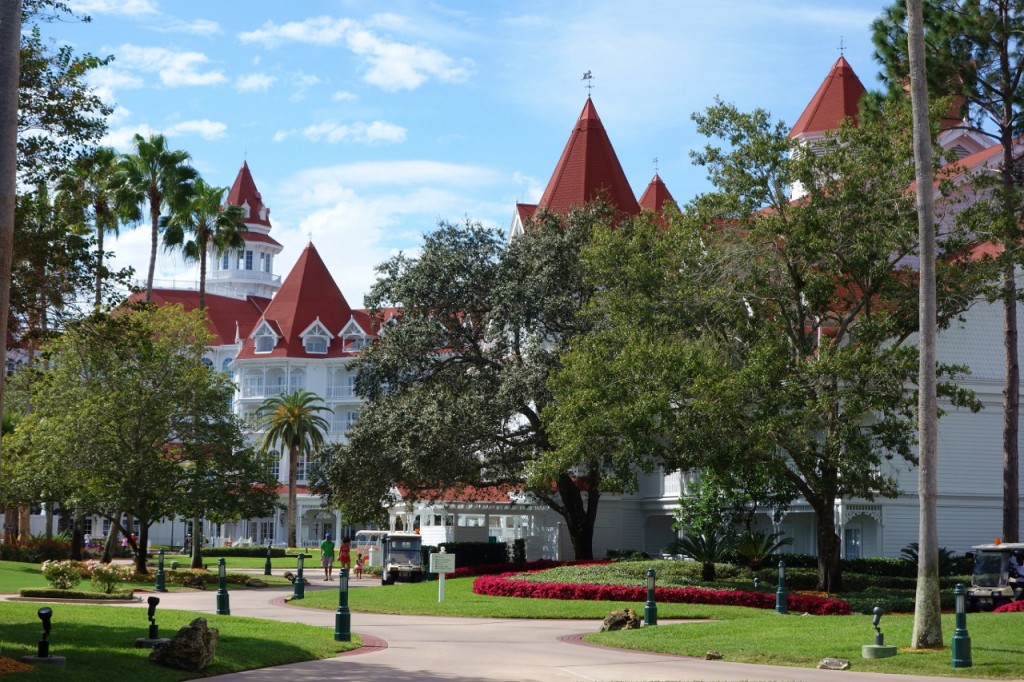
[338,536,352,571]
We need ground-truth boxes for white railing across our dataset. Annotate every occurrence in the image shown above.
[327,385,356,399]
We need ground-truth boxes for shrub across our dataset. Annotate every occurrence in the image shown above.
[40,560,83,589]
[19,588,134,600]
[200,546,288,558]
[87,560,135,594]
[472,571,851,615]
[734,530,792,571]
[4,538,70,563]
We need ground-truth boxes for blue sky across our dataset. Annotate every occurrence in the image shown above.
[55,0,892,306]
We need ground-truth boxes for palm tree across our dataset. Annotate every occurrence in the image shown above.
[734,529,792,572]
[56,147,121,309]
[670,529,734,582]
[258,389,330,547]
[113,133,197,302]
[162,177,247,310]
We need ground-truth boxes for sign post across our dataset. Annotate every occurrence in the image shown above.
[428,548,456,603]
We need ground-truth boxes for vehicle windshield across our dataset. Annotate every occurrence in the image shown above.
[973,552,1007,587]
[388,539,421,564]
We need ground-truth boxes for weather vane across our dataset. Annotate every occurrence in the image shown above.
[582,71,593,95]
[653,157,659,174]
[838,35,845,56]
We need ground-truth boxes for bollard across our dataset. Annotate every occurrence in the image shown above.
[293,553,306,600]
[334,567,351,641]
[216,558,230,615]
[264,544,273,576]
[155,549,167,593]
[951,583,972,668]
[775,560,788,614]
[643,568,658,626]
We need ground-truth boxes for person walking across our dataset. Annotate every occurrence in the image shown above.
[338,536,352,573]
[354,552,364,579]
[320,532,336,581]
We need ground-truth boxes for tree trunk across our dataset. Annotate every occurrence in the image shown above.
[146,195,159,302]
[102,516,119,563]
[906,0,943,648]
[555,472,597,560]
[135,522,149,574]
[0,1,22,467]
[287,445,298,547]
[44,502,53,539]
[190,511,203,569]
[94,222,104,309]
[198,240,207,310]
[815,504,842,592]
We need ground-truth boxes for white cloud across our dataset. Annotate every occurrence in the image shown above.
[101,124,157,151]
[346,28,470,91]
[289,72,321,101]
[332,90,358,102]
[284,161,501,191]
[69,0,157,16]
[115,44,227,87]
[239,16,354,47]
[237,15,471,91]
[300,120,407,144]
[86,67,144,102]
[235,73,276,92]
[165,119,227,140]
[158,18,222,36]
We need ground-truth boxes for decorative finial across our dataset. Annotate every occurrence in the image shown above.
[582,70,593,96]
[653,157,659,174]
[838,35,845,56]
[307,231,312,242]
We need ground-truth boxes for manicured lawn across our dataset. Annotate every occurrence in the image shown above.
[0,601,358,681]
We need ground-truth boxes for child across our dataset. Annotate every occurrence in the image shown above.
[355,552,364,579]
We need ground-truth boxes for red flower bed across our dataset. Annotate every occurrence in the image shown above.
[472,572,851,615]
[993,600,1024,613]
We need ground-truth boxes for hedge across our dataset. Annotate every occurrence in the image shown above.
[18,588,135,600]
[472,571,851,615]
[199,546,288,558]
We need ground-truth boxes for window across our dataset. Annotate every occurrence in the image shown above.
[844,528,862,560]
[346,410,360,431]
[289,372,305,391]
[245,250,254,271]
[255,334,275,353]
[221,252,230,270]
[260,252,268,272]
[269,450,280,481]
[221,358,232,373]
[201,358,214,370]
[244,376,264,397]
[305,336,328,354]
[297,454,308,481]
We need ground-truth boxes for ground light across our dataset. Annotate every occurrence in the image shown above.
[216,558,230,615]
[644,568,657,626]
[147,596,160,639]
[862,605,897,659]
[155,549,167,593]
[952,583,972,668]
[21,607,64,666]
[335,567,351,642]
[775,560,788,614]
[293,553,306,600]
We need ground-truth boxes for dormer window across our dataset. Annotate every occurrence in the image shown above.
[252,321,278,354]
[339,316,369,353]
[241,200,251,218]
[299,318,333,356]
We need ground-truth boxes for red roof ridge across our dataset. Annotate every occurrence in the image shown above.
[789,56,866,139]
[226,160,272,228]
[638,173,678,214]
[537,98,640,217]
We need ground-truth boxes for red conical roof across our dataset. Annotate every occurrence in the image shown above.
[537,98,640,217]
[789,56,866,138]
[638,173,678,214]
[236,242,354,359]
[226,161,272,228]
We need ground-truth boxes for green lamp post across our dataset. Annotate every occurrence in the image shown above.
[951,583,972,668]
[264,544,272,576]
[215,558,230,615]
[293,553,306,600]
[154,549,167,592]
[775,560,788,614]
[334,567,351,641]
[644,568,658,626]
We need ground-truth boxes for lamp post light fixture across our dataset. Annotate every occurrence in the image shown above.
[775,560,788,614]
[264,543,273,576]
[216,558,230,616]
[155,549,167,593]
[294,553,306,600]
[147,596,160,639]
[334,567,351,641]
[37,607,52,658]
[753,575,761,591]
[872,606,884,645]
[951,583,972,668]
[644,568,658,626]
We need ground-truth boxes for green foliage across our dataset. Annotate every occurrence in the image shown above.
[667,530,735,582]
[899,541,961,576]
[40,559,82,589]
[316,211,610,559]
[733,529,792,571]
[201,546,289,558]
[19,588,134,600]
[0,536,69,562]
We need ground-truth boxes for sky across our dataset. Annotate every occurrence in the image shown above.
[51,0,894,307]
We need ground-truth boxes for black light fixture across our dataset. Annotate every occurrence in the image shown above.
[872,606,884,645]
[147,596,160,639]
[37,607,53,658]
[216,557,230,615]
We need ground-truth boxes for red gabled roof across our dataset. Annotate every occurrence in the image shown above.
[241,231,283,248]
[537,98,640,217]
[235,242,355,360]
[128,289,270,345]
[790,56,866,138]
[226,161,272,228]
[638,173,678,214]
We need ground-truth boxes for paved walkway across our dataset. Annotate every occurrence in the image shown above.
[77,573,971,682]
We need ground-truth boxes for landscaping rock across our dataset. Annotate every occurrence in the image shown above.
[601,608,641,631]
[149,617,218,671]
[705,651,723,660]
[818,657,851,670]
[245,578,268,587]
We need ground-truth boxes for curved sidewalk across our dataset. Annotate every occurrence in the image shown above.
[99,578,968,682]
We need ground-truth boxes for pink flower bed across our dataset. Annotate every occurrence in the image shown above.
[472,571,852,615]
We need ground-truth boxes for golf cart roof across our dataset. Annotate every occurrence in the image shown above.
[971,542,1024,552]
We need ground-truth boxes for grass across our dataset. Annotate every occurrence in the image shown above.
[0,601,358,681]
[295,569,1024,679]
